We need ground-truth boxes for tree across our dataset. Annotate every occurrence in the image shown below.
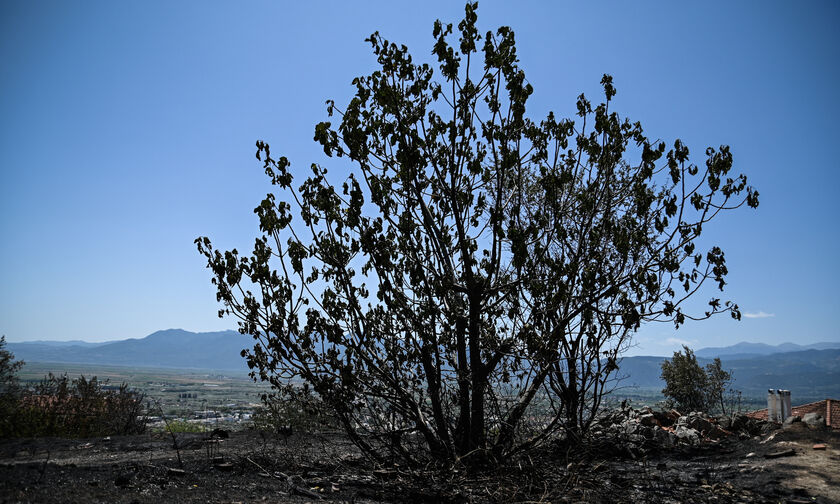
[704,357,733,415]
[197,3,757,466]
[660,346,734,414]
[0,336,23,395]
[0,336,24,437]
[660,346,709,412]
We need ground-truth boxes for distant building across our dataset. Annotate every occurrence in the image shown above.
[746,398,839,429]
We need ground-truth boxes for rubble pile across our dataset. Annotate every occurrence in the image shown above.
[590,405,782,456]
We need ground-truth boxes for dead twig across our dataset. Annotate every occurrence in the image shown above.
[152,398,182,468]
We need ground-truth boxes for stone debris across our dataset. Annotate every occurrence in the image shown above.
[783,415,801,426]
[802,412,826,429]
[592,405,779,455]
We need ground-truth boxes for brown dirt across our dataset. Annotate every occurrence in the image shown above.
[1,426,838,503]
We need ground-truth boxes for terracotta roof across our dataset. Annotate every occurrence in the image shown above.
[746,398,839,429]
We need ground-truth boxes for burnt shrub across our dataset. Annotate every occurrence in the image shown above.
[10,373,147,438]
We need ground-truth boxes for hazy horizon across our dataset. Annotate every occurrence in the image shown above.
[6,328,840,358]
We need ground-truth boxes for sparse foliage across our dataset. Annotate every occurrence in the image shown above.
[198,3,757,466]
[704,357,734,415]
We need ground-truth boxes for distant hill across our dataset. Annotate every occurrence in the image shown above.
[618,348,840,400]
[695,341,840,359]
[9,331,840,401]
[20,340,109,348]
[8,329,252,371]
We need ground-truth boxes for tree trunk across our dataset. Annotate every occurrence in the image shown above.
[468,292,486,452]
[454,316,471,454]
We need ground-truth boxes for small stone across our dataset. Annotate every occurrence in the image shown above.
[803,413,825,428]
[812,443,827,450]
[675,425,699,443]
[745,452,756,458]
[639,413,658,427]
[783,415,801,425]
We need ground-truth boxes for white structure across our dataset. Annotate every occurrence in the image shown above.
[767,389,792,422]
[779,389,792,421]
[767,389,781,422]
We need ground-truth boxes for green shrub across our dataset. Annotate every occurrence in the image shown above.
[156,419,203,434]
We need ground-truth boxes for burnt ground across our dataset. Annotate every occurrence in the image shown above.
[0,424,838,503]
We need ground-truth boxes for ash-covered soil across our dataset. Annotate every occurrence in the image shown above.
[0,422,837,503]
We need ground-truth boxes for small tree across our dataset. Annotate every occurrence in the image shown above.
[198,3,757,466]
[0,336,23,395]
[660,346,734,414]
[660,346,708,412]
[0,336,24,437]
[704,357,733,415]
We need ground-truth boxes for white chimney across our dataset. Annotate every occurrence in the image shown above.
[767,389,780,422]
[779,390,792,421]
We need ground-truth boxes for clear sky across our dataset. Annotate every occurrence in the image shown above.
[1,1,838,355]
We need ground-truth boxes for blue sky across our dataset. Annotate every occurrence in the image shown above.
[1,1,838,355]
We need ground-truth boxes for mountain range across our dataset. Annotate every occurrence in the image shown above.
[694,341,840,359]
[7,330,840,399]
[8,329,251,371]
[616,348,840,398]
